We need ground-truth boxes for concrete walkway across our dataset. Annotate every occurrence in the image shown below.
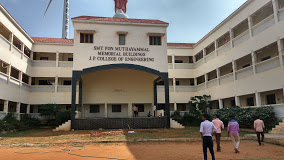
[245,134,284,146]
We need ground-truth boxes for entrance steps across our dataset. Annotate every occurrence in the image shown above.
[53,120,71,131]
[170,118,185,129]
[270,121,284,134]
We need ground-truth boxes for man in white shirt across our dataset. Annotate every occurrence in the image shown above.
[200,114,218,160]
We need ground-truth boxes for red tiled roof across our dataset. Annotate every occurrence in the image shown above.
[72,16,169,25]
[167,43,195,47]
[32,37,73,44]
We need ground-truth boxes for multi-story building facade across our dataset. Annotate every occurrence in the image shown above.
[0,0,283,129]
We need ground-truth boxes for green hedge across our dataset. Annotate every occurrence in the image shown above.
[214,106,280,131]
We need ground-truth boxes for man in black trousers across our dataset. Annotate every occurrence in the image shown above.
[200,114,218,160]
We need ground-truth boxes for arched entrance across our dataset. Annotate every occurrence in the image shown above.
[70,64,170,129]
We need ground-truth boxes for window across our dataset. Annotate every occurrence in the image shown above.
[189,56,193,63]
[266,94,276,104]
[30,105,34,113]
[90,105,100,113]
[176,81,180,86]
[177,104,186,111]
[80,33,93,43]
[0,100,4,111]
[112,104,121,112]
[230,100,236,107]
[135,104,144,112]
[20,104,27,113]
[68,58,73,61]
[175,60,183,63]
[190,79,195,86]
[149,36,161,45]
[119,34,126,45]
[40,57,48,60]
[246,97,255,106]
[63,80,71,85]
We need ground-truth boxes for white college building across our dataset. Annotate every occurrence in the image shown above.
[0,0,283,129]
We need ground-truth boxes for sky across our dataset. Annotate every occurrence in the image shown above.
[0,0,247,43]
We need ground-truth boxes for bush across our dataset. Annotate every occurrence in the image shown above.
[171,111,202,126]
[0,113,40,132]
[214,106,280,131]
[55,110,71,125]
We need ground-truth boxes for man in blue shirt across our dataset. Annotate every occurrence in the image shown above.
[200,114,218,160]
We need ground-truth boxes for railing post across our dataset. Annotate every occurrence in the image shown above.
[232,60,237,80]
[172,55,175,69]
[216,68,220,85]
[205,73,208,88]
[218,99,223,109]
[3,100,8,113]
[30,52,34,60]
[255,92,262,107]
[251,51,257,74]
[7,63,11,84]
[230,28,234,48]
[272,0,279,23]
[56,52,59,67]
[215,39,218,56]
[21,44,25,59]
[9,32,13,51]
[27,104,30,114]
[248,16,253,38]
[203,48,206,63]
[277,38,283,67]
[128,103,132,118]
[105,103,108,118]
[173,77,176,93]
[19,71,23,88]
[55,76,58,92]
[174,102,177,111]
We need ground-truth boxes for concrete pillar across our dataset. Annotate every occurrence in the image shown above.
[3,100,8,112]
[26,104,30,114]
[203,48,206,63]
[232,60,237,80]
[28,77,32,85]
[248,16,253,38]
[55,76,58,92]
[272,0,279,23]
[19,71,23,87]
[277,39,284,67]
[7,63,11,84]
[215,39,218,56]
[9,32,13,51]
[173,77,176,92]
[204,73,208,88]
[128,103,132,117]
[174,102,177,111]
[229,28,234,48]
[104,103,108,118]
[216,68,221,85]
[218,99,223,109]
[56,52,59,67]
[251,51,257,74]
[172,55,175,69]
[30,52,34,60]
[255,92,262,107]
[16,103,20,113]
[21,44,25,59]
[235,96,240,107]
[194,78,198,86]
[79,79,82,112]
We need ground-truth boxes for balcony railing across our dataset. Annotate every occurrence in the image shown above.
[236,65,253,79]
[205,52,216,62]
[232,30,249,47]
[207,79,217,88]
[58,85,72,92]
[256,56,280,73]
[58,61,73,67]
[252,14,274,36]
[176,86,196,92]
[10,77,21,87]
[196,83,205,91]
[22,83,30,91]
[0,34,11,50]
[220,72,234,84]
[32,60,56,67]
[170,111,189,116]
[0,71,8,83]
[157,86,174,92]
[174,63,194,69]
[30,85,55,92]
[11,45,22,59]
[279,7,284,21]
[168,63,173,69]
[217,42,231,55]
[0,112,7,120]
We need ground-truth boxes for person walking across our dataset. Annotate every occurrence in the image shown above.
[212,114,224,152]
[254,116,265,145]
[227,116,240,153]
[132,106,138,117]
[200,114,218,160]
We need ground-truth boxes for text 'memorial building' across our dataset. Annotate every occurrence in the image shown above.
[0,0,283,129]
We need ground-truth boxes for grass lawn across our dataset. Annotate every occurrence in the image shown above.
[0,127,254,145]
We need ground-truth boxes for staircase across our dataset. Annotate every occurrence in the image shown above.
[53,120,71,131]
[170,118,185,129]
[270,121,284,134]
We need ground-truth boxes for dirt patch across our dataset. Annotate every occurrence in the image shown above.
[0,141,283,160]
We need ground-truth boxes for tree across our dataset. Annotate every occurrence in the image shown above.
[188,95,213,115]
[39,104,61,121]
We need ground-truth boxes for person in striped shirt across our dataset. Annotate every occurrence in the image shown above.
[227,115,240,153]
